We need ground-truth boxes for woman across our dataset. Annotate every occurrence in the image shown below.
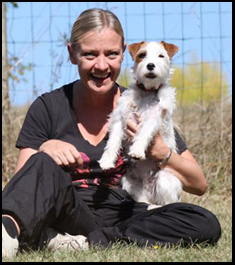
[2,8,221,258]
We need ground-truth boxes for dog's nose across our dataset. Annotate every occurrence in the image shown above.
[147,63,155,71]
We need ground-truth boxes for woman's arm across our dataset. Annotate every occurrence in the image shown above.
[159,149,207,196]
[14,148,38,174]
[126,119,207,196]
[14,140,84,175]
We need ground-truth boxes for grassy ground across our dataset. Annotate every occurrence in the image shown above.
[3,192,232,262]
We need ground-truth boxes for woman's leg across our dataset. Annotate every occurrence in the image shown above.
[2,152,98,249]
[119,202,221,247]
[87,201,221,247]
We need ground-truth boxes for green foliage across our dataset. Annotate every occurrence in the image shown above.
[8,57,33,83]
[171,61,229,105]
[10,2,18,8]
[117,67,133,89]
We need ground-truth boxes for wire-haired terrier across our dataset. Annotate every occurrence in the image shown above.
[99,41,182,208]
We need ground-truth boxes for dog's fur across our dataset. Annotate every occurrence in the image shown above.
[99,41,182,206]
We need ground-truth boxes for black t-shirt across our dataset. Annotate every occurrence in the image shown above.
[16,81,187,188]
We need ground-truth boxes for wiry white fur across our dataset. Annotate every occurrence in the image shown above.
[99,41,182,207]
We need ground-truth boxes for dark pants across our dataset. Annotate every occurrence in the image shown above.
[2,153,221,249]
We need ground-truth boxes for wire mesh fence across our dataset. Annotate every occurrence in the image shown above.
[5,2,232,105]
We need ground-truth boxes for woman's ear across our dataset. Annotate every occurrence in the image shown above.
[121,42,127,61]
[123,42,127,53]
[67,43,77,65]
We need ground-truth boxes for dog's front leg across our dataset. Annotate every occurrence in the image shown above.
[129,106,162,160]
[98,116,124,170]
[99,95,133,170]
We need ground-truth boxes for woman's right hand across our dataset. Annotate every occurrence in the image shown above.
[38,139,83,168]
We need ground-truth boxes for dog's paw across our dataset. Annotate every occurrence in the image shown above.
[98,158,115,170]
[128,147,146,160]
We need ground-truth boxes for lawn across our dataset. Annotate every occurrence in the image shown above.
[3,192,232,262]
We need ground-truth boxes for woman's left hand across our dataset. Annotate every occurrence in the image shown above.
[146,131,170,162]
[126,118,169,162]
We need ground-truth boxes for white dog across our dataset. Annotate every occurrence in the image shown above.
[99,41,182,207]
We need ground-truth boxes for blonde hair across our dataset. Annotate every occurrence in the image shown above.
[70,8,125,50]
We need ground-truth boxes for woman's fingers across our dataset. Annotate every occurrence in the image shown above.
[39,139,84,168]
[126,119,138,140]
[69,146,84,168]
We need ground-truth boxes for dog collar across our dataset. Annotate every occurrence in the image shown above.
[136,82,162,102]
[136,82,163,92]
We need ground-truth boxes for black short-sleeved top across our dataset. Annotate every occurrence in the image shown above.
[16,81,187,188]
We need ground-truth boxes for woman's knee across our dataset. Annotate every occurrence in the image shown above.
[27,152,65,174]
[184,204,221,245]
[201,208,221,245]
[29,152,57,166]
[13,152,71,187]
[164,203,222,246]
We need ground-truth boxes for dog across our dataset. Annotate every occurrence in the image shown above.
[99,41,182,207]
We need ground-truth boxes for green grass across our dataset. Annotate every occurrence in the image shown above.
[2,193,232,262]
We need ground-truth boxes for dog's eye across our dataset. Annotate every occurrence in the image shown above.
[138,52,146,59]
[159,54,165,58]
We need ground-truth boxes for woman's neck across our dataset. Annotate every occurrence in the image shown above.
[73,80,120,112]
[71,80,121,146]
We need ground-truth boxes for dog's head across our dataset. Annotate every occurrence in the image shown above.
[128,41,178,90]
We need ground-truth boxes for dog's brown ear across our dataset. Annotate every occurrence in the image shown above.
[160,41,179,59]
[128,41,146,59]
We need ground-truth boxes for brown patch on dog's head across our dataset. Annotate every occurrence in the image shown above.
[128,41,147,62]
[160,41,179,59]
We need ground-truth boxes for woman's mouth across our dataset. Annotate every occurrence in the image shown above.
[90,73,111,83]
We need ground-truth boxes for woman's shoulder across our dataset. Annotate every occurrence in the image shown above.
[26,81,75,117]
[33,81,75,113]
[40,81,74,102]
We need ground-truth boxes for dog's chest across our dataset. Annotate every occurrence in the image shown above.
[130,90,160,114]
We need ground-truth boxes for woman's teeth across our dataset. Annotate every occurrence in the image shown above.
[91,73,110,79]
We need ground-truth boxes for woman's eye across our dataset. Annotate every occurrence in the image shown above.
[84,52,96,58]
[108,51,119,58]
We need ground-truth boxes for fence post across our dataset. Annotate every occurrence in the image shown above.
[2,2,11,144]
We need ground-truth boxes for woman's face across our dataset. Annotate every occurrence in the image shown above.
[68,28,125,94]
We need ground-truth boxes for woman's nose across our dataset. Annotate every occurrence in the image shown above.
[94,55,109,71]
